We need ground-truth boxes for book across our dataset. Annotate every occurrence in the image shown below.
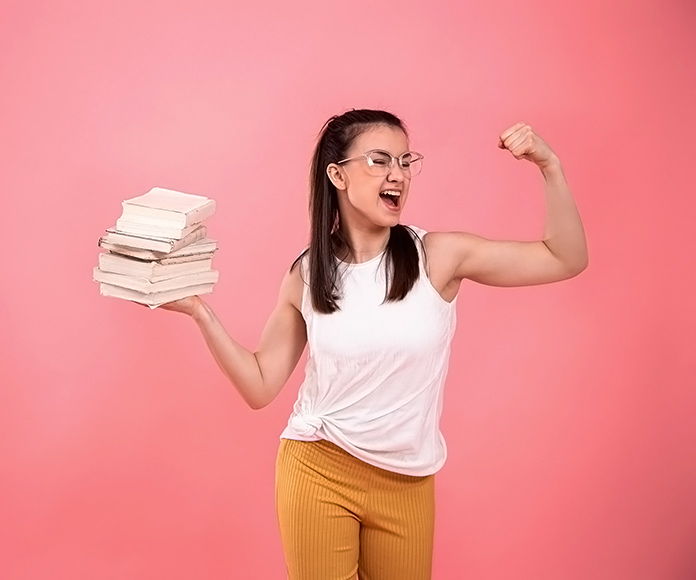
[121,187,216,227]
[114,217,202,240]
[93,267,219,294]
[102,224,207,253]
[98,237,218,262]
[98,253,214,281]
[99,282,215,307]
[150,252,216,265]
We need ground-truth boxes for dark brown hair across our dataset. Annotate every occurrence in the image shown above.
[296,109,421,314]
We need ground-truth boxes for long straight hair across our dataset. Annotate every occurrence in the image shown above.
[296,109,421,314]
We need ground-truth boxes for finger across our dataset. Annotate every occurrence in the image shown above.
[504,131,529,152]
[499,121,527,143]
[500,135,527,157]
[512,138,539,160]
[500,129,529,153]
[509,145,531,160]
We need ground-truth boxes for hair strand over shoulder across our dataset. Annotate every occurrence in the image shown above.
[294,109,421,314]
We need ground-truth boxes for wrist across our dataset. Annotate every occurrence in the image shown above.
[538,155,563,178]
[190,296,211,324]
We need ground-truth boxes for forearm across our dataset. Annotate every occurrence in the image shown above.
[539,157,588,274]
[190,298,271,409]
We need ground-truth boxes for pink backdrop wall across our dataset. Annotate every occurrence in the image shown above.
[2,1,695,578]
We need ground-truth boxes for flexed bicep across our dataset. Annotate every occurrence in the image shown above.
[427,231,583,289]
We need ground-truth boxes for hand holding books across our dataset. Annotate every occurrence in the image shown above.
[94,187,220,308]
[155,295,203,316]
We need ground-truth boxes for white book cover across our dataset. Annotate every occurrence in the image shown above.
[99,282,214,308]
[156,252,216,265]
[102,225,206,253]
[98,253,213,281]
[121,187,216,227]
[93,267,219,294]
[114,218,200,240]
[98,237,218,261]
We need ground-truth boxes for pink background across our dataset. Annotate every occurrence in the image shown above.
[2,1,695,578]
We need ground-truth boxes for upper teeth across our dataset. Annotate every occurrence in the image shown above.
[382,191,400,196]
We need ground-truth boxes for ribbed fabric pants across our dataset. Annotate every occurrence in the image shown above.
[275,438,435,580]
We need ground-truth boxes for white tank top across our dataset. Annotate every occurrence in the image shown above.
[280,227,457,476]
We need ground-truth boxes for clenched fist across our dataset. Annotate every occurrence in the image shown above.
[498,122,559,169]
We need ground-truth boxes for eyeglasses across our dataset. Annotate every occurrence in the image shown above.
[336,149,424,178]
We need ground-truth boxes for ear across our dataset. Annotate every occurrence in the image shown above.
[326,163,347,191]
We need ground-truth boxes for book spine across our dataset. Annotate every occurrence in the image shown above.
[104,225,206,253]
[98,253,156,277]
[149,258,213,277]
[168,225,207,252]
[98,255,213,279]
[115,218,199,240]
[99,238,168,260]
[93,268,219,293]
[157,252,216,265]
[99,282,214,306]
[121,199,215,227]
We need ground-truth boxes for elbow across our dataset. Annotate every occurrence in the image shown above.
[243,353,277,410]
[244,383,280,410]
[247,397,272,411]
[243,389,274,410]
[576,248,589,274]
[579,255,589,274]
[544,240,588,280]
[565,253,589,279]
[227,377,275,410]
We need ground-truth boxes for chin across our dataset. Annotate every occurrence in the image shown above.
[379,215,402,228]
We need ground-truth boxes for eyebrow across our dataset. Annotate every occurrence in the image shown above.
[368,149,413,156]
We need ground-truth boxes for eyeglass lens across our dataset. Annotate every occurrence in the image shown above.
[367,151,422,177]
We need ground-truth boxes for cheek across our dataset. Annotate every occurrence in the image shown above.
[349,176,381,198]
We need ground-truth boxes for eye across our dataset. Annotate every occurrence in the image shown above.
[400,153,414,167]
[368,151,391,166]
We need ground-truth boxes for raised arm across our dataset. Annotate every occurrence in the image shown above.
[426,123,588,294]
[161,265,307,409]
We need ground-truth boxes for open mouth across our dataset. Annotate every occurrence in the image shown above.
[380,190,401,209]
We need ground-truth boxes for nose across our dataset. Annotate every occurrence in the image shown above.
[386,161,407,182]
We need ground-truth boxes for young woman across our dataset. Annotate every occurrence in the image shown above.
[160,109,588,580]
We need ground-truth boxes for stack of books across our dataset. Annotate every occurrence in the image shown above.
[94,187,219,307]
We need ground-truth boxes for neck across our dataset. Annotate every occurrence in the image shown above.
[338,222,391,264]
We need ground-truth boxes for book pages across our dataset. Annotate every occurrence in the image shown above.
[95,188,219,305]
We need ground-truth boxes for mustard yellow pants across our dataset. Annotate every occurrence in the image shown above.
[275,438,435,580]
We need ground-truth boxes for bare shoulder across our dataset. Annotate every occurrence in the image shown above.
[423,231,478,258]
[422,231,478,301]
[281,258,307,313]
